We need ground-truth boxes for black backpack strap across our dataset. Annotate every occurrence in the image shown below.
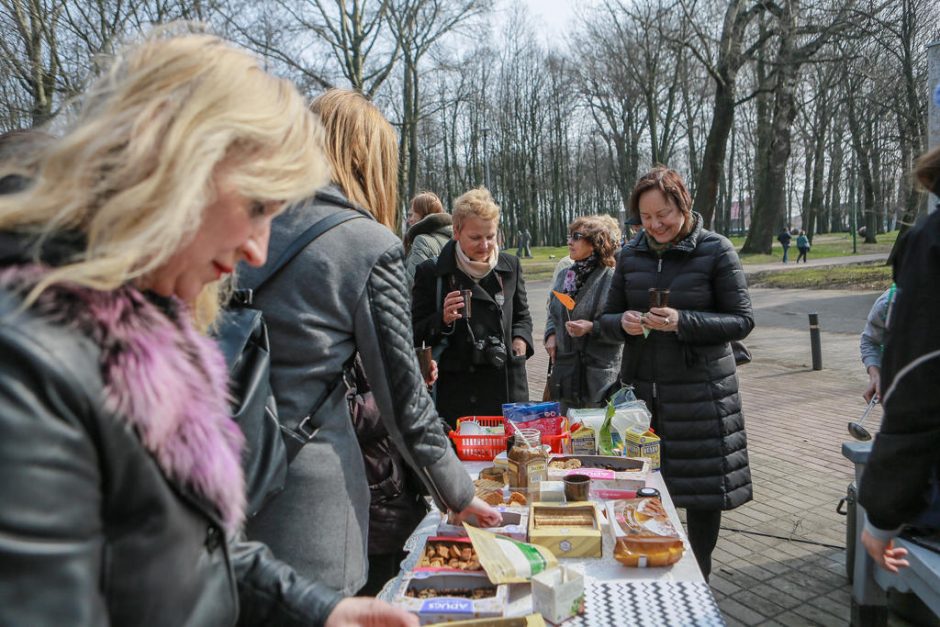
[283,351,357,462]
[253,210,365,294]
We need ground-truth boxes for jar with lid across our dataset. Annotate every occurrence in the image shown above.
[507,428,547,491]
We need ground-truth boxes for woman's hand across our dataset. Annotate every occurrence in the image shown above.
[441,290,465,325]
[647,306,679,333]
[861,529,909,573]
[457,497,503,527]
[544,334,557,362]
[428,359,438,386]
[325,597,419,627]
[512,338,527,357]
[621,310,645,336]
[565,320,593,338]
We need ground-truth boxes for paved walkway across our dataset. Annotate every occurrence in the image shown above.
[525,277,884,626]
[744,252,888,275]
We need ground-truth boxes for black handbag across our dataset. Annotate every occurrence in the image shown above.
[550,351,584,404]
[214,197,367,516]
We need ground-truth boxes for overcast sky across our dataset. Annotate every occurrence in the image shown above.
[498,0,598,45]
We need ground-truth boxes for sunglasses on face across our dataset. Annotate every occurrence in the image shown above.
[568,232,589,242]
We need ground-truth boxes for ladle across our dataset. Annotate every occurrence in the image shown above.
[847,396,879,441]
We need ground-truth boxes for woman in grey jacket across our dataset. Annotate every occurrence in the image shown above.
[545,215,623,412]
[241,89,499,596]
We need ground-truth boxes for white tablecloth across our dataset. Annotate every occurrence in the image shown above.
[381,462,725,625]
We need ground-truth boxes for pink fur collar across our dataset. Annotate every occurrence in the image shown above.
[1,266,246,533]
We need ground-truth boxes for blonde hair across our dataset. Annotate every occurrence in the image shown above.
[569,214,622,267]
[452,187,500,230]
[0,32,328,304]
[311,89,398,230]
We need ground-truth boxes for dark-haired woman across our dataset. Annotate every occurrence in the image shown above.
[599,166,754,580]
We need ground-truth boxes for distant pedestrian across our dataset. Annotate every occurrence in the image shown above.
[515,227,532,258]
[777,227,792,263]
[796,230,810,263]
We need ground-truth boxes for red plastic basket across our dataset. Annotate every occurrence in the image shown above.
[449,416,571,462]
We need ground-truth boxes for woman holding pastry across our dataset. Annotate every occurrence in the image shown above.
[598,166,754,580]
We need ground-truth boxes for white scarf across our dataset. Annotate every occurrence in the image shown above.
[455,241,499,282]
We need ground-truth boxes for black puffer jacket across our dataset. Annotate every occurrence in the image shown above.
[412,239,534,427]
[599,214,754,511]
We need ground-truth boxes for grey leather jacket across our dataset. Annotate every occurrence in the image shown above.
[241,187,474,594]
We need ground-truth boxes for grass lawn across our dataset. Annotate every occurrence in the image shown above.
[748,262,892,291]
[517,246,570,282]
[519,231,899,287]
[730,230,899,265]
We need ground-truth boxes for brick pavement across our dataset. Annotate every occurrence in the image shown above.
[525,281,882,626]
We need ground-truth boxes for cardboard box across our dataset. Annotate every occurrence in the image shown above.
[545,454,650,491]
[570,425,596,455]
[624,429,661,470]
[531,566,585,624]
[394,571,508,625]
[437,507,529,542]
[528,502,603,559]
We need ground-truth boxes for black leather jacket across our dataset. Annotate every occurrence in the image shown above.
[0,241,342,626]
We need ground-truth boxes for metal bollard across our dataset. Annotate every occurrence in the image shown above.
[809,312,822,370]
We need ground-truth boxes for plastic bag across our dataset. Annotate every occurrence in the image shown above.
[607,498,684,568]
[608,386,638,407]
[597,400,652,456]
[502,401,561,423]
[464,524,558,583]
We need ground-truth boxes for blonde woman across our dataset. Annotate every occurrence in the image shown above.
[240,89,499,596]
[0,34,417,626]
[411,187,534,427]
[545,215,623,412]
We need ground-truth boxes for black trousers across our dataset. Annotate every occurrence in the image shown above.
[360,551,407,596]
[686,509,722,581]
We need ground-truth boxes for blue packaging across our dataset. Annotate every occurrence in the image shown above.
[502,401,561,423]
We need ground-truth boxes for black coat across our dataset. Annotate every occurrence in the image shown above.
[599,214,754,511]
[412,239,534,426]
[859,210,940,531]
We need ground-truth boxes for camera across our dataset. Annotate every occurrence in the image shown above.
[472,335,508,368]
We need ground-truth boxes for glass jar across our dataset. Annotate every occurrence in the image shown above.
[507,428,547,491]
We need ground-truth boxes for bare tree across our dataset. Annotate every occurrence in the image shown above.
[387,0,490,206]
[741,0,856,255]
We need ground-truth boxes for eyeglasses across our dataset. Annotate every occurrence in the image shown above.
[568,232,589,242]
